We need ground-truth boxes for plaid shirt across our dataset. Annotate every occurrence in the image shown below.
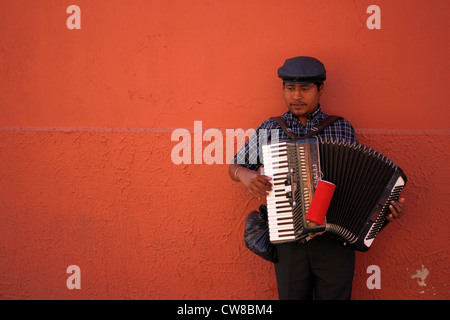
[232,105,358,171]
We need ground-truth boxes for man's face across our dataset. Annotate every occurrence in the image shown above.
[284,82,323,123]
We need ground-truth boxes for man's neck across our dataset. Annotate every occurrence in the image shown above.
[295,105,321,125]
[297,116,307,125]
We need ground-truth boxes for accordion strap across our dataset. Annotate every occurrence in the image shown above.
[271,115,343,140]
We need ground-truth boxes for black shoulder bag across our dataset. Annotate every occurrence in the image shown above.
[243,115,342,262]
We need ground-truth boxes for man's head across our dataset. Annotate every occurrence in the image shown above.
[278,56,326,123]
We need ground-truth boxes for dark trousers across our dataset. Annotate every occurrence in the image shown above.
[274,235,355,300]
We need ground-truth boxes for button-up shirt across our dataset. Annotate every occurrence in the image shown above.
[232,105,358,171]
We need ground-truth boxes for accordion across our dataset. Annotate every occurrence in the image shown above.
[262,137,407,252]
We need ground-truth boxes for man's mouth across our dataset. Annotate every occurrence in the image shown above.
[291,101,306,107]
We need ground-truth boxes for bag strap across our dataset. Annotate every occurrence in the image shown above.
[303,115,343,138]
[270,116,297,140]
[271,115,343,140]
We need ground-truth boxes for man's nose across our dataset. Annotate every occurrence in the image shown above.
[293,88,302,99]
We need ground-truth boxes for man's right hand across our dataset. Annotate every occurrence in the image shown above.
[229,164,272,200]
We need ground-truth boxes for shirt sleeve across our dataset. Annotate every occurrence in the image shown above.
[231,121,274,171]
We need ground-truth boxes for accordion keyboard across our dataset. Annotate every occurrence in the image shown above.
[262,141,297,242]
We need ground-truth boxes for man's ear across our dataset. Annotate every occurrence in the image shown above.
[319,83,324,95]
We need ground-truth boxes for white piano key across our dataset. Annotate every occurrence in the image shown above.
[268,215,293,222]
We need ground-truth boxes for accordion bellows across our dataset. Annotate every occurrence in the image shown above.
[262,137,407,252]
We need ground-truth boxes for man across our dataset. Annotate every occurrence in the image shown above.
[229,56,405,300]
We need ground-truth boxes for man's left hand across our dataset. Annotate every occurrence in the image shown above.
[387,197,405,222]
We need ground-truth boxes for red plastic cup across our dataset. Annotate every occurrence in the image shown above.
[306,180,336,226]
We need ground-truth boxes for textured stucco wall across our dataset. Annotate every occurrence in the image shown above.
[0,0,449,300]
[0,129,448,299]
[351,131,449,299]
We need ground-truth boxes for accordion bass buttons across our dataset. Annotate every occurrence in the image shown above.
[285,169,298,205]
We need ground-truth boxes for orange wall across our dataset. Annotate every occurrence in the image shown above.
[0,0,449,299]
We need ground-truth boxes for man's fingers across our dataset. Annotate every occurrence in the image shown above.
[257,175,273,189]
[239,171,273,199]
[390,199,404,214]
[247,179,272,199]
[387,198,405,221]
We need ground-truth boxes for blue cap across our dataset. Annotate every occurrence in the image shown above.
[278,56,326,84]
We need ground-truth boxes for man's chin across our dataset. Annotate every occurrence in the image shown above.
[289,109,307,118]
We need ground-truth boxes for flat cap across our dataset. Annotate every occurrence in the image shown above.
[278,56,326,84]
